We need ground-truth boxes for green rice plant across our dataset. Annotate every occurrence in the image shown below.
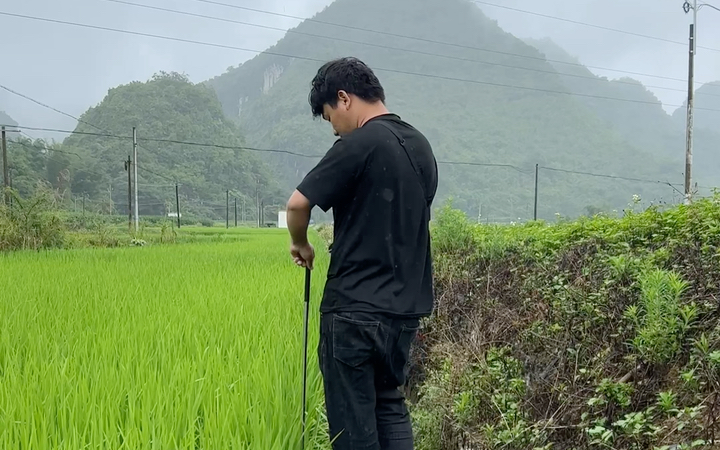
[0,231,331,449]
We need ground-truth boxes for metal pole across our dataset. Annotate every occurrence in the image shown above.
[301,267,311,450]
[685,23,695,203]
[234,198,238,227]
[175,183,181,229]
[534,164,539,220]
[226,190,230,229]
[133,127,139,231]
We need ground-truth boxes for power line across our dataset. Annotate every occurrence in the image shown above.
[436,160,531,174]
[12,125,534,162]
[139,137,324,158]
[540,165,685,195]
[0,84,106,132]
[13,122,713,193]
[12,124,325,158]
[4,11,720,111]
[1,85,178,183]
[185,0,705,85]
[99,0,709,96]
[10,125,130,139]
[472,0,720,53]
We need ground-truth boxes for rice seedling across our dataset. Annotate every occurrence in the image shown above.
[0,229,330,449]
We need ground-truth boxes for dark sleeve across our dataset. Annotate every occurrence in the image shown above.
[297,138,370,212]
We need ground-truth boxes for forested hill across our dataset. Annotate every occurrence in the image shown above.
[527,38,683,161]
[207,0,687,221]
[673,81,720,132]
[60,72,282,219]
[530,38,720,197]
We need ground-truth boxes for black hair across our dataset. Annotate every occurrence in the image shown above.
[308,57,386,117]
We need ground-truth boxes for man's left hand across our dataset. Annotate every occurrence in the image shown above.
[291,242,315,270]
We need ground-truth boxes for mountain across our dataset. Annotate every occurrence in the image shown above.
[61,72,282,219]
[207,0,685,221]
[528,38,718,198]
[672,81,720,132]
[527,38,683,160]
[0,111,17,127]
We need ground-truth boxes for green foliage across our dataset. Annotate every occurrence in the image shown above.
[413,196,720,448]
[627,269,694,365]
[0,184,66,251]
[431,200,475,255]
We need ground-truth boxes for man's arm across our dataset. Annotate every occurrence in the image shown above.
[287,189,311,246]
[286,189,315,269]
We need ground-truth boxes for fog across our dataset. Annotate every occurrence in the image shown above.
[1,0,718,139]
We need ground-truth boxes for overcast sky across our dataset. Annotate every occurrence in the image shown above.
[1,0,718,140]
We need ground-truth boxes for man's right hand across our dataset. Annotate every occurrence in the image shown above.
[290,242,315,270]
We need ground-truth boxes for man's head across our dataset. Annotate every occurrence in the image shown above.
[309,57,387,136]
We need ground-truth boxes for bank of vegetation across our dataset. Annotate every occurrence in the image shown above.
[410,196,720,449]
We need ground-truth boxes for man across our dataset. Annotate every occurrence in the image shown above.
[286,57,438,450]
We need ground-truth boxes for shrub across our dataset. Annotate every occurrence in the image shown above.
[0,184,66,251]
[626,269,696,365]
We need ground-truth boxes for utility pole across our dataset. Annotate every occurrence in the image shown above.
[2,126,8,206]
[256,180,260,228]
[132,127,139,232]
[681,0,710,203]
[125,156,132,231]
[534,164,539,221]
[685,23,695,203]
[8,168,12,208]
[226,189,230,229]
[259,200,265,228]
[175,183,181,229]
[234,197,238,227]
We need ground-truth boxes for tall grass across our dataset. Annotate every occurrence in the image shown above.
[0,230,330,449]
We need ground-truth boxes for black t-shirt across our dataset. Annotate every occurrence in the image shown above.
[297,113,438,318]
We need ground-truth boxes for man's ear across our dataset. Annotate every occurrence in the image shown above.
[337,90,350,107]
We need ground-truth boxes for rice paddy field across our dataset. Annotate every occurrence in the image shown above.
[0,228,331,449]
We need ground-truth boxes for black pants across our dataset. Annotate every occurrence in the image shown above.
[318,311,420,450]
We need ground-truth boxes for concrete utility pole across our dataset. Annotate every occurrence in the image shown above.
[684,0,696,204]
[125,156,132,231]
[534,164,540,221]
[2,126,7,205]
[682,0,720,202]
[175,183,181,229]
[132,127,139,232]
